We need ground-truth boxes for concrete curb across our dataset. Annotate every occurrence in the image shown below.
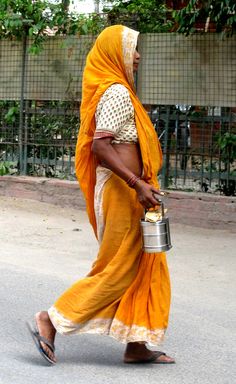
[0,175,85,209]
[1,175,235,231]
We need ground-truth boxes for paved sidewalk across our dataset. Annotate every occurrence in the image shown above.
[0,196,235,384]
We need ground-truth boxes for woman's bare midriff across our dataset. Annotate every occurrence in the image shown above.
[113,143,143,177]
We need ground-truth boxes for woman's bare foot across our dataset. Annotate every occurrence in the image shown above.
[35,311,57,363]
[124,342,175,364]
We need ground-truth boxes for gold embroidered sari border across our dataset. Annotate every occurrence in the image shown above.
[48,306,165,345]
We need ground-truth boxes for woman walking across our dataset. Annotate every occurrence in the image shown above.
[27,25,175,365]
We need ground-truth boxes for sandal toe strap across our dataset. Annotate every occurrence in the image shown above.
[35,332,55,352]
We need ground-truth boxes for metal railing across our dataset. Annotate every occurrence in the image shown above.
[0,33,235,195]
[149,105,235,195]
[1,100,235,195]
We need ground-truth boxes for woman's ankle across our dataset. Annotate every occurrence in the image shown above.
[125,342,147,354]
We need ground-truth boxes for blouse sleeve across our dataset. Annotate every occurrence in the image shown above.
[94,85,133,139]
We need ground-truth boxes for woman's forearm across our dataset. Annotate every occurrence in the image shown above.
[92,138,162,208]
[92,138,135,182]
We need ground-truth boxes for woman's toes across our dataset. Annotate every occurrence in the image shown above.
[156,354,175,363]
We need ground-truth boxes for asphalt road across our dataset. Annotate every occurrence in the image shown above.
[0,196,235,384]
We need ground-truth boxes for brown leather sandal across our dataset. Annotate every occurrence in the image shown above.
[124,351,175,364]
[26,322,56,365]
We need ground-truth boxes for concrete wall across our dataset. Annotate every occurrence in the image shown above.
[0,36,94,101]
[0,34,235,106]
[1,176,235,231]
[138,33,236,107]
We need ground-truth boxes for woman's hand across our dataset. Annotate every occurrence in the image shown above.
[134,179,163,209]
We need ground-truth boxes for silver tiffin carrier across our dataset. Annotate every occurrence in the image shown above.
[140,201,172,253]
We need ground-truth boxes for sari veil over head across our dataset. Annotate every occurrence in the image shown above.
[75,25,163,237]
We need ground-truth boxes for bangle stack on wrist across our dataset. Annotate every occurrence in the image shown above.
[126,175,141,188]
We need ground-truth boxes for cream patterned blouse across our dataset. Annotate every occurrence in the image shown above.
[94,84,138,144]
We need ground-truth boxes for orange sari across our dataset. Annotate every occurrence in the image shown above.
[48,25,171,345]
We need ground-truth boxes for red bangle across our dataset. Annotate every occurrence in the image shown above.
[126,175,141,188]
